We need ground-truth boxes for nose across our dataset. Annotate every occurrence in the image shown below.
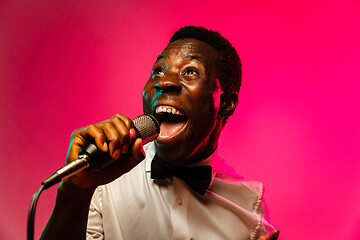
[154,77,182,94]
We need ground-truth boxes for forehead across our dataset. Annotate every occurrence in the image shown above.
[157,38,218,66]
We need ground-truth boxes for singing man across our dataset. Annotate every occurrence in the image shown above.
[41,26,279,240]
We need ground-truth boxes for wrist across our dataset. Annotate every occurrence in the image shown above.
[56,181,95,208]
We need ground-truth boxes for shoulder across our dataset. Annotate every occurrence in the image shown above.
[212,160,265,212]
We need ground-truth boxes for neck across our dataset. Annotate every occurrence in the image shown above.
[182,115,224,165]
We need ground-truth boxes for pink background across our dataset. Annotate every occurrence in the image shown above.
[1,0,359,239]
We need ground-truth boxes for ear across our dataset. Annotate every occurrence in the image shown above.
[219,92,238,117]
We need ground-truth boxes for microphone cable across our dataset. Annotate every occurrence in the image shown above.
[27,184,45,240]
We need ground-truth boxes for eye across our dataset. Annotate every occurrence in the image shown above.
[183,68,199,76]
[152,67,165,78]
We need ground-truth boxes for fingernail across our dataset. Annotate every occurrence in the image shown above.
[139,140,145,156]
[273,230,280,240]
[130,128,136,139]
[113,149,120,159]
[103,142,108,151]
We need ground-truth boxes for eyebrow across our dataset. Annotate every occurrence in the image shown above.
[185,54,207,66]
[155,55,165,64]
[155,53,207,67]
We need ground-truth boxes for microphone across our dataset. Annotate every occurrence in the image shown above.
[42,114,160,189]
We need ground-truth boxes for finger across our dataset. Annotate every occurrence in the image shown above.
[113,114,137,154]
[111,113,136,154]
[269,229,280,240]
[113,113,135,130]
[111,115,132,154]
[102,122,121,159]
[101,138,145,178]
[257,236,268,240]
[67,132,85,162]
[129,128,136,140]
[86,124,108,152]
[131,138,146,163]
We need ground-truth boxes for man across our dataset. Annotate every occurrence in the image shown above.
[41,26,279,240]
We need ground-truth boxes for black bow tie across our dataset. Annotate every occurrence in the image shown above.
[150,154,212,195]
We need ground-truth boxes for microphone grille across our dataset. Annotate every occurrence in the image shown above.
[133,115,160,144]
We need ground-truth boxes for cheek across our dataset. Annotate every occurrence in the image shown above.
[142,83,160,115]
[187,81,220,117]
[142,88,148,102]
[198,90,221,130]
[193,93,219,129]
[142,85,152,114]
[212,89,221,111]
[142,81,154,100]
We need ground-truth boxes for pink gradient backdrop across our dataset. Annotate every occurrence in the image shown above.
[1,0,359,239]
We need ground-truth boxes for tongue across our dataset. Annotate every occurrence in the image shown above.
[160,121,186,138]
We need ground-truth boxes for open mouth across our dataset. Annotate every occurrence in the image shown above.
[154,105,188,140]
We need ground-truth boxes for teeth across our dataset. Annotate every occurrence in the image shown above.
[155,106,183,116]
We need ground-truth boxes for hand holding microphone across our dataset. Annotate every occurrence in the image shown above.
[42,114,159,191]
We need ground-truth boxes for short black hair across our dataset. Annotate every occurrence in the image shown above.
[169,26,242,93]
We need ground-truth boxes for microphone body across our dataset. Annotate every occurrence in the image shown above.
[42,114,160,189]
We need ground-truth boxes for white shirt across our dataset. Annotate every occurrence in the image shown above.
[86,142,274,240]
